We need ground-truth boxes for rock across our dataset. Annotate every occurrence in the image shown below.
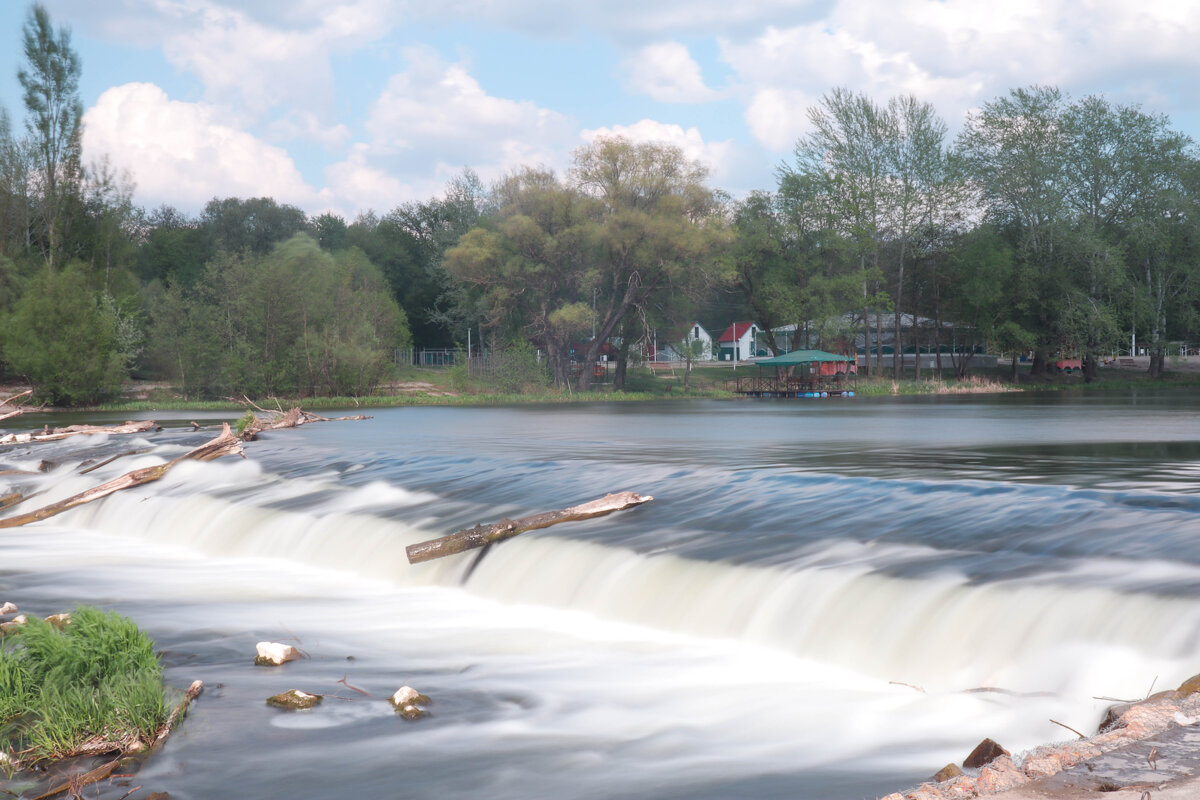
[940,776,979,799]
[0,615,28,635]
[266,689,322,710]
[933,763,963,782]
[963,737,1009,769]
[390,685,430,720]
[254,641,301,666]
[45,613,70,628]
[1023,753,1063,778]
[146,793,171,800]
[1178,672,1200,695]
[0,602,16,616]
[975,755,1027,794]
[390,686,430,707]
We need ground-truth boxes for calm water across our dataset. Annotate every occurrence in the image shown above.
[2,391,1200,799]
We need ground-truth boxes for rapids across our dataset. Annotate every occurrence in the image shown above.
[2,391,1199,799]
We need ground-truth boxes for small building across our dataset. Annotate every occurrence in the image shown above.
[717,322,764,362]
[728,349,857,398]
[655,321,716,361]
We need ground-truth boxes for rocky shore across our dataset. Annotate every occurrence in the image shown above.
[881,676,1200,799]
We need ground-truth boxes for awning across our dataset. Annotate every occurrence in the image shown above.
[754,349,855,366]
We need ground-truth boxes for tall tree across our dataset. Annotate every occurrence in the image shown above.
[444,167,597,386]
[881,94,951,378]
[957,86,1071,374]
[18,2,83,268]
[1060,96,1192,378]
[569,135,729,390]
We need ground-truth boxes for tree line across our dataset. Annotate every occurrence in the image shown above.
[1,3,1198,404]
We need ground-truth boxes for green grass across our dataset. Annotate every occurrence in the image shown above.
[0,607,170,767]
[78,362,1200,413]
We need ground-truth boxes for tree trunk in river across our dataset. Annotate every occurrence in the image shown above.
[406,491,653,564]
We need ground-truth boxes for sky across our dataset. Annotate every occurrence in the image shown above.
[2,0,1200,220]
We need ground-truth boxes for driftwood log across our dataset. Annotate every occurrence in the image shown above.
[0,424,243,528]
[0,389,32,424]
[241,406,370,440]
[0,419,160,446]
[406,491,653,564]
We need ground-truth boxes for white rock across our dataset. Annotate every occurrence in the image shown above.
[390,686,422,707]
[0,602,16,616]
[254,641,301,666]
[0,614,29,632]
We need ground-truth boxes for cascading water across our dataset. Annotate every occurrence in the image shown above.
[2,393,1199,799]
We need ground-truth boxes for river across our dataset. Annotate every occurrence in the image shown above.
[2,391,1199,799]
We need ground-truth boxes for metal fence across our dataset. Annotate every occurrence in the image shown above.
[395,348,458,367]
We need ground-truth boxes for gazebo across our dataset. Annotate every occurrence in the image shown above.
[728,350,857,398]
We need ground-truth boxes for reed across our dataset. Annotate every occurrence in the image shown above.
[0,607,168,766]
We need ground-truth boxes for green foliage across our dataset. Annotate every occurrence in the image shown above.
[485,340,552,394]
[235,410,256,437]
[144,234,409,399]
[0,607,168,764]
[3,262,127,405]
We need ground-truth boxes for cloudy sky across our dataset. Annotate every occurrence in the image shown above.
[2,0,1199,219]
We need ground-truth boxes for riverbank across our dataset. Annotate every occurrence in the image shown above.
[2,354,1199,413]
[881,681,1200,799]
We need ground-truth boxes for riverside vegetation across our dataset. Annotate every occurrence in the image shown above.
[0,606,174,768]
[2,5,1199,407]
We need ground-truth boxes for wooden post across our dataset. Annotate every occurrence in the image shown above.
[405,491,653,564]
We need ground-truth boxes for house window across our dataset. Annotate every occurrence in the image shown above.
[693,326,700,339]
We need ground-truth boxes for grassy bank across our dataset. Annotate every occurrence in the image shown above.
[29,360,1200,415]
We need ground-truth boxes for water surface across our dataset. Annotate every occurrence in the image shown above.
[2,391,1199,799]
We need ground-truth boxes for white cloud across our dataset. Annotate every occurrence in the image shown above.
[315,47,579,215]
[720,1,1200,153]
[82,82,318,211]
[65,0,400,137]
[623,42,719,103]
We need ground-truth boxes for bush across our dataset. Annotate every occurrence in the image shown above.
[2,263,128,405]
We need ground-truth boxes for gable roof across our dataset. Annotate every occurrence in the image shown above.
[718,322,758,343]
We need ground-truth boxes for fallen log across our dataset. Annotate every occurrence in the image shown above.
[405,491,653,564]
[0,420,160,446]
[148,680,204,752]
[0,424,243,528]
[241,407,370,440]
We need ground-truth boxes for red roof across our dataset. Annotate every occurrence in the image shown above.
[718,322,756,343]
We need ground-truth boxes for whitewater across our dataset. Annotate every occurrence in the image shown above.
[1,392,1199,799]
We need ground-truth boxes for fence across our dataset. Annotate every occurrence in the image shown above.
[395,348,458,367]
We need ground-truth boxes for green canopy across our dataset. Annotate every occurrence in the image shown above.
[754,349,854,366]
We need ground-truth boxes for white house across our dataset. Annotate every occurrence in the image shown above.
[717,322,763,361]
[655,321,716,361]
